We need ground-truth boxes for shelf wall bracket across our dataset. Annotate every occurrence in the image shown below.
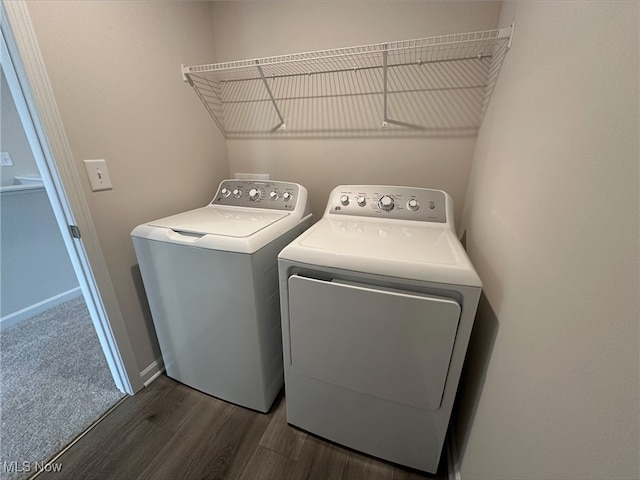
[181,64,190,83]
[498,23,515,50]
[256,62,286,131]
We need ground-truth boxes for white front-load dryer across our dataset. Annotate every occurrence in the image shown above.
[278,185,481,472]
[132,179,311,412]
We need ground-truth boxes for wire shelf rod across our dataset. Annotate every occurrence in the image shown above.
[256,62,286,130]
[183,29,502,76]
[219,85,487,106]
[194,53,494,86]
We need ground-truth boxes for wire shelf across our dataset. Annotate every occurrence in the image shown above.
[182,27,512,138]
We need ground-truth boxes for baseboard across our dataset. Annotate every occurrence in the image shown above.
[140,358,165,388]
[447,427,462,480]
[0,287,82,331]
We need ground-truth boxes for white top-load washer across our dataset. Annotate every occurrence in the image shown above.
[132,179,311,412]
[278,185,481,473]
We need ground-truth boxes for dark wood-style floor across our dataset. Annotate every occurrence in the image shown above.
[37,375,447,480]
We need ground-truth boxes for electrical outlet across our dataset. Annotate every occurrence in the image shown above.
[83,159,112,191]
[1,152,14,166]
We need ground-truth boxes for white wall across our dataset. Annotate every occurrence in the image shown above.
[212,1,502,224]
[456,2,639,479]
[25,2,229,378]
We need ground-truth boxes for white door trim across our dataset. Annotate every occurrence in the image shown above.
[1,1,142,394]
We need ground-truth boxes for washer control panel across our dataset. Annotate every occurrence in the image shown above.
[328,185,447,223]
[212,180,300,211]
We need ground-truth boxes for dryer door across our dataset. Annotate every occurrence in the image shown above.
[287,275,461,410]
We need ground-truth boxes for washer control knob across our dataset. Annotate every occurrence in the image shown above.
[283,192,293,202]
[221,188,231,197]
[407,199,419,211]
[233,188,242,198]
[378,195,394,211]
[356,196,367,207]
[340,195,350,206]
[269,191,279,200]
[249,188,261,201]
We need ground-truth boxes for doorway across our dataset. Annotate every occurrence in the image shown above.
[0,1,139,394]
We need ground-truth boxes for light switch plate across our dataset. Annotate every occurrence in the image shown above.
[83,159,112,191]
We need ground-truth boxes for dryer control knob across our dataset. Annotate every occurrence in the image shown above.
[233,188,242,198]
[221,188,231,197]
[356,196,367,207]
[249,188,261,201]
[340,195,350,206]
[283,192,293,202]
[269,191,279,200]
[378,195,394,211]
[407,199,419,211]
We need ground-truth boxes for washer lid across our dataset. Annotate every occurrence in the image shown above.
[280,217,482,287]
[149,206,289,238]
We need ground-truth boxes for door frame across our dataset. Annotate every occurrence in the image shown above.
[1,1,142,394]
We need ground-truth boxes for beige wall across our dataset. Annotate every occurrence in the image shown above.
[213,1,502,225]
[26,2,229,377]
[456,2,639,479]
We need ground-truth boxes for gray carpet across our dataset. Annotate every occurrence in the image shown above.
[0,296,125,480]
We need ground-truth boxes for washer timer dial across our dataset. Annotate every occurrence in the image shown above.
[249,188,261,201]
[378,195,395,212]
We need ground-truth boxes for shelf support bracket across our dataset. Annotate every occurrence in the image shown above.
[256,62,286,131]
[382,44,389,128]
[498,23,515,50]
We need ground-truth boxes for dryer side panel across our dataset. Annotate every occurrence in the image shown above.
[287,275,461,410]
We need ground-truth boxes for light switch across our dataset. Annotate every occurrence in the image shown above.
[83,159,112,191]
[1,152,14,166]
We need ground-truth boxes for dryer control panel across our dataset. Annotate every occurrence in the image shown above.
[327,185,448,223]
[212,180,301,212]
